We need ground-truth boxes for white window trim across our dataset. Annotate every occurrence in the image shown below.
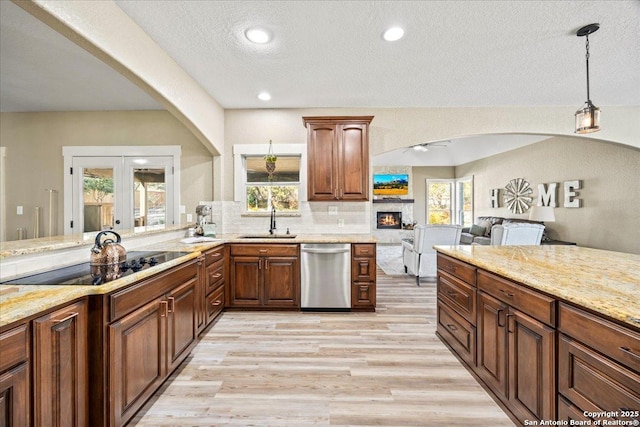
[62,146,181,235]
[233,144,307,209]
[425,176,474,226]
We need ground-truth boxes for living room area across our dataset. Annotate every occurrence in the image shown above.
[373,132,640,278]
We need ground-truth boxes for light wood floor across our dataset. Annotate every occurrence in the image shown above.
[127,269,515,426]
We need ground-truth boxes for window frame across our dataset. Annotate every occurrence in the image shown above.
[233,143,307,214]
[425,176,474,226]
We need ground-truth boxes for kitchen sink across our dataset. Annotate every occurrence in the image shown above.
[239,234,297,239]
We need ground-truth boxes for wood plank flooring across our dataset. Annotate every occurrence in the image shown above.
[127,269,514,426]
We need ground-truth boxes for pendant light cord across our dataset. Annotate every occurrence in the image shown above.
[585,35,591,102]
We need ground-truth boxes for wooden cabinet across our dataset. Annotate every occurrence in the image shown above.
[303,116,373,201]
[108,260,199,427]
[198,247,225,334]
[228,244,299,308]
[476,271,556,423]
[436,254,477,366]
[32,299,89,427]
[0,324,30,427]
[558,303,640,423]
[351,244,376,311]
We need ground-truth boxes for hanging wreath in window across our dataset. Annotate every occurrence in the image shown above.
[264,140,277,179]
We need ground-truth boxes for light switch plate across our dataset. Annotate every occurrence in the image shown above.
[328,206,338,215]
[17,206,23,215]
[186,214,193,222]
[179,205,186,214]
[337,219,344,227]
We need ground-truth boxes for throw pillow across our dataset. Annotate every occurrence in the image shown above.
[469,224,485,236]
[478,220,493,236]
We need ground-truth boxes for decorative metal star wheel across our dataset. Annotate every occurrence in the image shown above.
[504,178,533,214]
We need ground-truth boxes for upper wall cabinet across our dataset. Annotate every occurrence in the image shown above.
[303,116,373,201]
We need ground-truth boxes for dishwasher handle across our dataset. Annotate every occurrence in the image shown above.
[301,248,350,254]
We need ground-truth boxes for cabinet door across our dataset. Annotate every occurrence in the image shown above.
[0,362,29,427]
[109,297,166,427]
[263,257,299,307]
[196,257,207,333]
[33,299,88,427]
[307,123,338,201]
[507,308,556,422]
[167,278,198,373]
[338,123,369,201]
[351,282,376,309]
[476,291,508,397]
[229,256,262,306]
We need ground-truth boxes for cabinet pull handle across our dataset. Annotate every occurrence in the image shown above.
[497,309,505,327]
[499,289,514,298]
[211,300,222,307]
[212,252,221,257]
[446,265,457,272]
[446,324,458,331]
[506,313,515,333]
[55,312,78,324]
[619,346,640,360]
[212,273,222,279]
[167,297,175,313]
[445,290,457,297]
[259,249,268,253]
[160,301,168,317]
[259,259,262,270]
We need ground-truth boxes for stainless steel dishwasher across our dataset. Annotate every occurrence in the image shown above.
[300,243,351,311]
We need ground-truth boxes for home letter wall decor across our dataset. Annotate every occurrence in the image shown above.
[537,183,558,207]
[490,188,501,208]
[564,180,582,208]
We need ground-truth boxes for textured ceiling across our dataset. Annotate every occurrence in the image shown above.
[1,1,638,113]
[113,0,640,109]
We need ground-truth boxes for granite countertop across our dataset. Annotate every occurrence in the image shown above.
[0,234,375,328]
[435,245,640,329]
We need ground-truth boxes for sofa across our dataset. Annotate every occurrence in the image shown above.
[460,216,545,245]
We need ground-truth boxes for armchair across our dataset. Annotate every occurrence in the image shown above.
[402,224,462,285]
[489,222,545,245]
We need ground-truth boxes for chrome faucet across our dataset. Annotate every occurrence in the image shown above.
[269,206,277,234]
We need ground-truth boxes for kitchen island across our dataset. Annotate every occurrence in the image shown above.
[434,244,640,426]
[0,232,377,427]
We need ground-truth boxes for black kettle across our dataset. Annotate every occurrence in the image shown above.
[90,231,127,265]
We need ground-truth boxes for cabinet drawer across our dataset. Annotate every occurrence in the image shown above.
[559,334,640,417]
[437,300,476,366]
[559,303,640,373]
[352,257,376,282]
[437,254,476,285]
[437,271,476,324]
[230,244,298,257]
[478,270,555,327]
[558,396,593,423]
[206,286,225,324]
[0,324,29,373]
[205,258,224,294]
[353,244,375,257]
[109,260,198,321]
[205,247,224,265]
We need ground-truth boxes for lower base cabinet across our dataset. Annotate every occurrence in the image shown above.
[0,362,29,427]
[33,299,88,427]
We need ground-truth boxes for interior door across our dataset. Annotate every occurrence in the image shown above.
[72,157,123,233]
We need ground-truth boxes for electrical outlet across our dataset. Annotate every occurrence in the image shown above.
[328,206,338,215]
[337,218,345,227]
[186,213,193,222]
[17,206,23,215]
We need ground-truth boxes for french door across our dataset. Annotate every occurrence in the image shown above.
[63,146,180,235]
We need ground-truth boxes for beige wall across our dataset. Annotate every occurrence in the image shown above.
[0,111,214,241]
[455,136,640,254]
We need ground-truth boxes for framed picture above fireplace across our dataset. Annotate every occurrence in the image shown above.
[373,174,409,195]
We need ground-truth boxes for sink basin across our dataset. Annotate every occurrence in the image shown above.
[239,234,297,239]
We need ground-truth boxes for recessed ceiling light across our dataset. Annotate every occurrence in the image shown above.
[245,27,271,44]
[258,92,271,101]
[383,27,404,42]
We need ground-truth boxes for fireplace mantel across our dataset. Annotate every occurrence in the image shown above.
[372,199,414,204]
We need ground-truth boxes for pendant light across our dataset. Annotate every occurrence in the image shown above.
[575,23,601,134]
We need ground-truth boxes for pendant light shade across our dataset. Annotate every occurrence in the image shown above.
[575,24,601,134]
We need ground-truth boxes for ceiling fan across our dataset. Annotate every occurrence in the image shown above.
[404,140,451,152]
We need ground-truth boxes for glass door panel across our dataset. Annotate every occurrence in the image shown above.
[124,157,174,229]
[72,157,123,233]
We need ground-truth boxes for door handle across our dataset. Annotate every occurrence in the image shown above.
[167,296,175,313]
[506,313,515,333]
[497,309,505,327]
[160,300,168,317]
[55,312,78,324]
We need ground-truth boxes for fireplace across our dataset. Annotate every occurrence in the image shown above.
[377,211,402,229]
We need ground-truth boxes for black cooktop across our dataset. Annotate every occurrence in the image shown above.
[0,251,191,286]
